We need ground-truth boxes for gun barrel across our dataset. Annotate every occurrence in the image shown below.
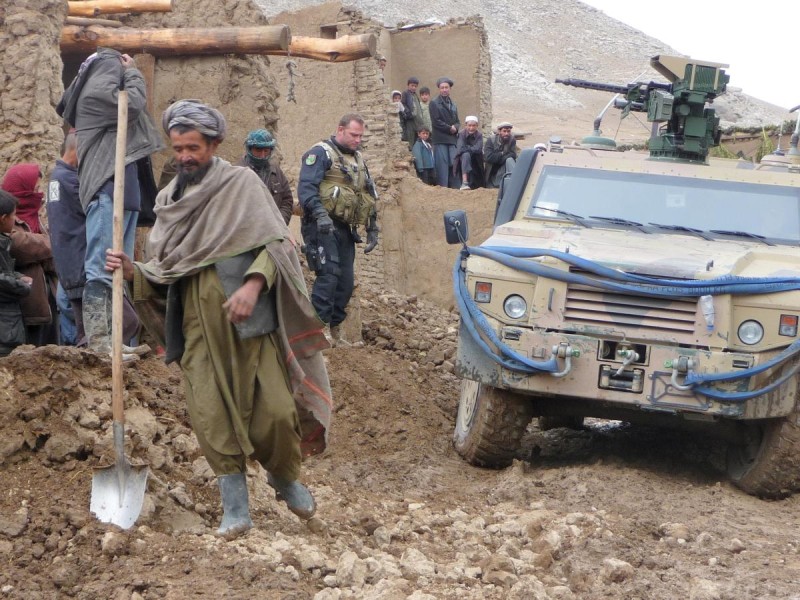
[555,78,631,95]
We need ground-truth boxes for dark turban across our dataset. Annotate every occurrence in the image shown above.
[162,99,227,141]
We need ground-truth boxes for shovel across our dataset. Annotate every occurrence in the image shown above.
[90,87,149,529]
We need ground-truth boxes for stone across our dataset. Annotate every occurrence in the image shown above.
[728,538,746,554]
[101,531,128,557]
[400,547,436,579]
[336,550,367,588]
[601,558,634,583]
[689,577,722,600]
[43,432,83,463]
[0,507,28,537]
[171,433,201,459]
[125,407,161,445]
[295,546,328,571]
[659,522,691,541]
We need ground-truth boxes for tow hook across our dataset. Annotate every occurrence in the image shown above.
[615,348,640,376]
[550,342,580,378]
[665,356,696,391]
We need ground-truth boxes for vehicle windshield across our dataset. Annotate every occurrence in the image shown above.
[526,165,800,243]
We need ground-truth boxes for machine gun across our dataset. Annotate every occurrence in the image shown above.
[556,55,730,163]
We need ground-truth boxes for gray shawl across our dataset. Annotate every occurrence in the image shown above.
[139,157,332,454]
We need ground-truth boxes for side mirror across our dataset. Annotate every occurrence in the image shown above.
[443,209,469,245]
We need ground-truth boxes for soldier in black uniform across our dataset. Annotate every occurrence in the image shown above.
[298,113,379,346]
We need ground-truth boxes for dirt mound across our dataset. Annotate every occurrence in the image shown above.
[3,290,800,599]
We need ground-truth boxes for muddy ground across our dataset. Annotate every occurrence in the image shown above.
[2,285,800,600]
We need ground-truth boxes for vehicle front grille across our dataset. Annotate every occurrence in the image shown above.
[563,284,697,338]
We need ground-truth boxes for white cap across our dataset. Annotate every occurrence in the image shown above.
[465,115,478,124]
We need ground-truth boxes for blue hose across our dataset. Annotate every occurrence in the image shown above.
[453,249,559,374]
[455,245,800,401]
[479,245,800,296]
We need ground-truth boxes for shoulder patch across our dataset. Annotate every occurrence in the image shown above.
[47,181,60,203]
[305,154,317,166]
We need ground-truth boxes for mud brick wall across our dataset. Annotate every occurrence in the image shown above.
[119,0,280,176]
[0,0,66,177]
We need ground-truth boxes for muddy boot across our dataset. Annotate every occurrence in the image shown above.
[323,324,336,348]
[83,281,112,354]
[217,473,253,536]
[267,473,316,520]
[330,324,351,348]
[122,343,151,357]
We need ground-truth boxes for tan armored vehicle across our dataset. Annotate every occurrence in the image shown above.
[445,56,800,498]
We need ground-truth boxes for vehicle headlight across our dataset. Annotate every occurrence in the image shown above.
[503,295,528,320]
[737,320,764,345]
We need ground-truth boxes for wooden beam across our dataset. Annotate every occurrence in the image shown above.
[68,0,173,18]
[285,34,376,62]
[66,16,124,28]
[61,25,291,56]
[132,53,155,115]
[60,26,377,63]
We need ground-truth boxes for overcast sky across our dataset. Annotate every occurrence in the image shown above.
[579,0,800,111]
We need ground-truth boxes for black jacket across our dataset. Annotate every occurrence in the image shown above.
[46,160,86,301]
[0,233,29,356]
[428,95,459,145]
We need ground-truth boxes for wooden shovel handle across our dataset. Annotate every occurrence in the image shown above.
[111,89,128,424]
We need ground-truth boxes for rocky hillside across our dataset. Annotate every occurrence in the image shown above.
[257,0,789,143]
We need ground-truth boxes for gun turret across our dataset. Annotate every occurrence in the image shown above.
[557,55,730,163]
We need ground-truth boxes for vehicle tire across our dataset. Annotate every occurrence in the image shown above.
[726,413,800,499]
[453,379,533,468]
[538,415,585,431]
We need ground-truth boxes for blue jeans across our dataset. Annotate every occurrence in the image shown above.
[56,283,77,345]
[84,190,139,286]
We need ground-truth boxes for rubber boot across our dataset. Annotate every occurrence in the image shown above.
[217,473,254,536]
[330,325,351,348]
[82,281,112,354]
[267,473,316,520]
[323,324,336,348]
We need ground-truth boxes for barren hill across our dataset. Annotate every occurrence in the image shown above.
[258,0,789,145]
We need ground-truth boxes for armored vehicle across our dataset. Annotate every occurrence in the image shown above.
[446,55,800,498]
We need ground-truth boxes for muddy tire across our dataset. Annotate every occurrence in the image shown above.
[538,415,585,431]
[726,414,800,499]
[453,379,533,468]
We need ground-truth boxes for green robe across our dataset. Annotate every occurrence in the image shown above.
[136,250,302,478]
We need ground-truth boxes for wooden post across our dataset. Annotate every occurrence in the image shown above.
[66,16,124,28]
[61,25,291,56]
[287,34,376,62]
[68,0,173,18]
[132,53,155,116]
[61,26,376,62]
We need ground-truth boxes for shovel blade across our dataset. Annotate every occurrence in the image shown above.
[90,462,149,529]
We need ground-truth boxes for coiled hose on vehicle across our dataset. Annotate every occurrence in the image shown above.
[454,245,800,401]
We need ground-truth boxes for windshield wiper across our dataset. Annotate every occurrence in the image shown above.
[709,229,774,246]
[649,222,715,241]
[533,206,591,227]
[589,215,648,232]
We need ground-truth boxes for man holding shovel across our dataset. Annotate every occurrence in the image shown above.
[106,100,332,536]
[57,48,162,353]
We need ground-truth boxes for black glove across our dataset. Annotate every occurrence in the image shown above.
[314,209,333,235]
[364,228,379,254]
[351,226,363,244]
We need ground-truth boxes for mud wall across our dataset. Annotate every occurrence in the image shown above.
[382,180,497,309]
[268,2,360,179]
[120,0,280,174]
[388,20,492,134]
[0,0,66,175]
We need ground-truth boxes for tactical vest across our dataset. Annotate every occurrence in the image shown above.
[315,141,376,227]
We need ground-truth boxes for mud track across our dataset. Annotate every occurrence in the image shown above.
[1,288,800,599]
